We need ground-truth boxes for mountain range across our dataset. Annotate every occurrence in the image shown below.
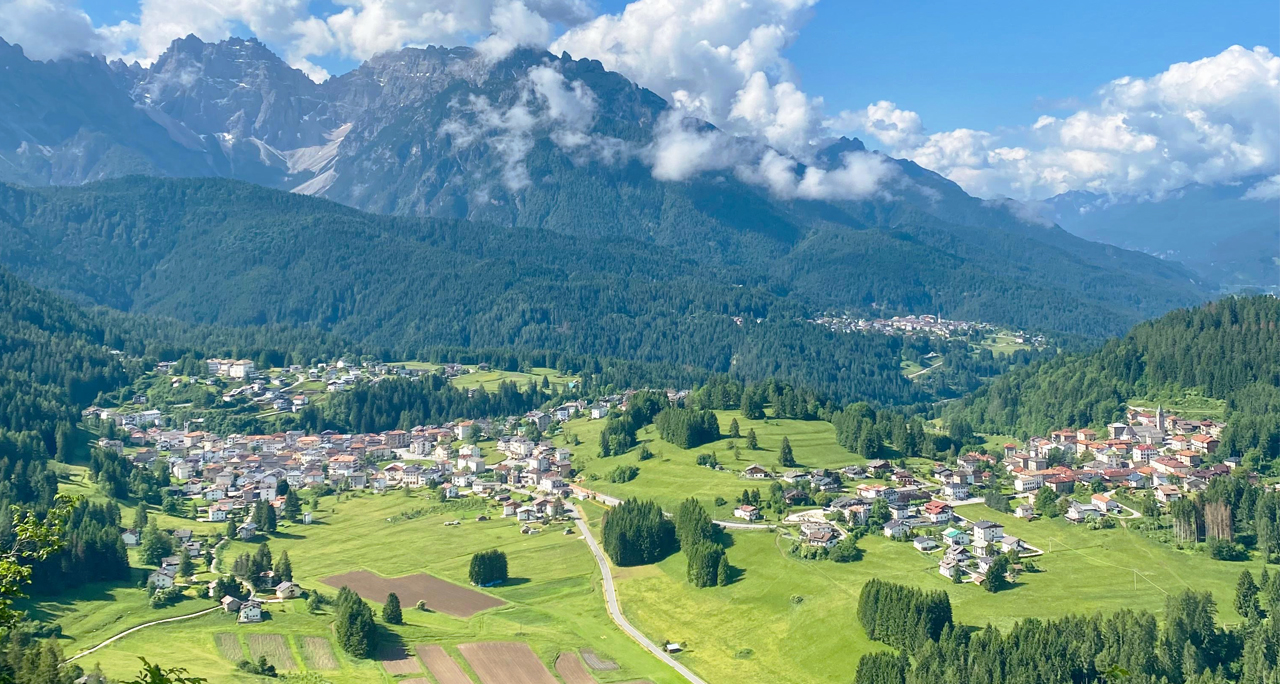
[1044,179,1279,292]
[0,33,1224,406]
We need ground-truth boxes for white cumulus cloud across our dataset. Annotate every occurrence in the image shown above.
[0,0,111,60]
[836,45,1280,200]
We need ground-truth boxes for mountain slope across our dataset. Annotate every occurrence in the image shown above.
[1044,180,1280,291]
[950,295,1280,468]
[0,176,935,405]
[0,35,1210,332]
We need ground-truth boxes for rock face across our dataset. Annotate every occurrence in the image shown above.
[0,35,1211,328]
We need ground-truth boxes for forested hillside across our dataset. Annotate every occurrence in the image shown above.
[952,296,1280,468]
[0,177,930,405]
[0,36,1208,341]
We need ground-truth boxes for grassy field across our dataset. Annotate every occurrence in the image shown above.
[391,363,580,393]
[65,490,681,684]
[1127,389,1228,420]
[979,334,1032,356]
[557,412,871,515]
[600,497,1263,684]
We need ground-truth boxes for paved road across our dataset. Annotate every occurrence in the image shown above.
[572,508,709,684]
[712,519,777,530]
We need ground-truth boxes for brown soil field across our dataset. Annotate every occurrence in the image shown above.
[399,679,432,684]
[214,633,243,661]
[378,643,422,675]
[322,570,505,617]
[555,652,597,684]
[458,642,558,684]
[580,648,618,671]
[417,644,474,684]
[299,636,339,670]
[248,634,297,671]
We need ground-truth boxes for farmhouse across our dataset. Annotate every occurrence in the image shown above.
[914,537,939,552]
[741,464,771,479]
[734,505,761,521]
[238,600,263,623]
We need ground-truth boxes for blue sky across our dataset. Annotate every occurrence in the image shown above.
[16,0,1277,200]
[69,0,1277,136]
[776,0,1279,134]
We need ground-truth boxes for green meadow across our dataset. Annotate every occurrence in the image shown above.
[600,498,1262,684]
[557,412,872,515]
[50,489,680,684]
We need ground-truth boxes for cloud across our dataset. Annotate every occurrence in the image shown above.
[1244,174,1280,200]
[646,112,893,201]
[837,45,1280,200]
[439,63,614,191]
[552,0,824,159]
[0,0,111,60]
[25,0,592,79]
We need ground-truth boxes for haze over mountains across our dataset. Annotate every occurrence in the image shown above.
[1043,180,1280,291]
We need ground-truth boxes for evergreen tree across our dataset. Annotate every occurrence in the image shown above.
[746,429,758,450]
[1237,569,1262,621]
[729,418,740,439]
[469,549,509,586]
[176,549,194,577]
[382,592,402,625]
[283,491,302,521]
[333,586,376,658]
[274,551,293,583]
[601,499,677,566]
[779,437,795,468]
[133,504,149,531]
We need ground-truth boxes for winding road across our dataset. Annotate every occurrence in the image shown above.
[65,604,221,662]
[571,507,709,684]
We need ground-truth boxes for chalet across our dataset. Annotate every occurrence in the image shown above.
[1152,457,1192,477]
[1065,501,1101,523]
[207,504,230,522]
[1044,475,1075,494]
[939,557,963,580]
[502,501,520,517]
[1014,474,1043,493]
[807,530,838,549]
[1189,434,1220,454]
[921,500,953,524]
[942,527,970,546]
[734,505,761,521]
[914,537,939,552]
[865,460,893,477]
[148,568,176,589]
[238,600,263,623]
[883,520,909,539]
[220,595,242,613]
[121,529,140,547]
[1000,535,1024,554]
[1013,503,1036,519]
[516,506,538,522]
[1091,493,1121,514]
[1155,484,1183,504]
[941,482,969,500]
[741,464,771,479]
[275,581,302,599]
[237,521,258,540]
[1131,444,1159,462]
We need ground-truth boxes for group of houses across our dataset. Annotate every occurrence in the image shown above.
[995,407,1230,504]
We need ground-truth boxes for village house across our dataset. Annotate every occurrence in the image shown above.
[238,600,263,623]
[734,505,761,521]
